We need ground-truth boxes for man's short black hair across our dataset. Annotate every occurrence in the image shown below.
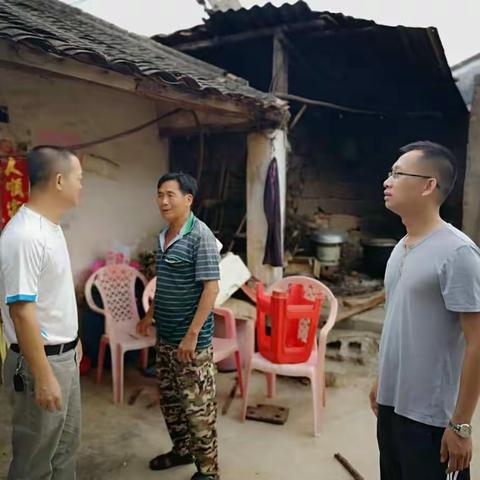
[27,146,76,190]
[157,172,197,197]
[399,141,457,202]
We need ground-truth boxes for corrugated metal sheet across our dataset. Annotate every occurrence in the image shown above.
[452,53,480,109]
[0,0,286,116]
[156,1,466,117]
[157,1,374,47]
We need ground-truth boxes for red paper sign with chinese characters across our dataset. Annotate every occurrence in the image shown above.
[0,140,29,228]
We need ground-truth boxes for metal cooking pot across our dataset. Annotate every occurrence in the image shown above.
[362,238,397,278]
[312,230,346,266]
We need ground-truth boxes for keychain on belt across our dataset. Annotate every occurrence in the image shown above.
[13,355,25,392]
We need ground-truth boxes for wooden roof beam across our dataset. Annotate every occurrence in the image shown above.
[0,40,285,125]
[169,18,328,52]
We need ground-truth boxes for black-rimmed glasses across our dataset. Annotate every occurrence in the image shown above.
[388,171,440,190]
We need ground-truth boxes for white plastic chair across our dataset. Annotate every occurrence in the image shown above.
[241,276,338,436]
[85,264,155,404]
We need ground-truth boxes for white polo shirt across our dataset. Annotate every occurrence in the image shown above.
[0,205,78,346]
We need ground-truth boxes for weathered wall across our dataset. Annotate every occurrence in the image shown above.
[0,66,169,284]
[247,130,287,285]
[463,76,480,244]
[170,132,247,251]
[288,111,466,243]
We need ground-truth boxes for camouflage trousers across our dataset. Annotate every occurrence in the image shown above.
[156,341,219,476]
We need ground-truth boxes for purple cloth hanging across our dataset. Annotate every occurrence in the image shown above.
[263,157,283,267]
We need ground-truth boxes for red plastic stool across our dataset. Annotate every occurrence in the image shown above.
[256,282,324,364]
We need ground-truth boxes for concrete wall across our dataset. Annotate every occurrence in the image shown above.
[463,76,480,244]
[247,130,287,285]
[0,66,168,284]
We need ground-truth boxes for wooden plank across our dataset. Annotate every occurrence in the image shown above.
[0,40,281,122]
[0,41,136,92]
[342,289,385,308]
[271,32,288,94]
[337,290,385,322]
[169,19,328,52]
[246,404,289,425]
[157,121,265,138]
[290,104,307,130]
[138,77,274,119]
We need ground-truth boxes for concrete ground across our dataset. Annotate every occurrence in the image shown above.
[1,360,479,480]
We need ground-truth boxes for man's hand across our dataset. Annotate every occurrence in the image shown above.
[177,331,198,363]
[76,339,83,364]
[35,372,62,412]
[440,428,472,473]
[369,378,379,417]
[9,301,62,412]
[137,316,153,336]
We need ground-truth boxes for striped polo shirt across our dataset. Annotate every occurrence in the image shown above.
[154,212,220,351]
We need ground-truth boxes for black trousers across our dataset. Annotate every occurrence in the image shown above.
[377,405,470,480]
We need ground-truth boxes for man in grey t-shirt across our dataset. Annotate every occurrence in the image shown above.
[370,141,480,480]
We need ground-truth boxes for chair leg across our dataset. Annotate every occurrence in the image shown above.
[110,343,124,404]
[266,373,276,399]
[234,350,244,398]
[140,348,149,370]
[96,338,107,384]
[117,346,125,404]
[241,359,253,421]
[312,374,324,436]
[322,380,327,408]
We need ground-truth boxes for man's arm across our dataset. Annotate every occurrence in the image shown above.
[452,312,480,423]
[10,302,62,412]
[440,311,480,472]
[177,280,219,362]
[137,302,154,336]
[369,376,379,417]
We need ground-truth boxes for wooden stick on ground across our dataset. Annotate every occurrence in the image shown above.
[128,387,144,406]
[337,290,385,322]
[334,453,365,480]
[221,378,238,416]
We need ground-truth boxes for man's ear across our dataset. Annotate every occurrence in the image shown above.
[55,173,63,191]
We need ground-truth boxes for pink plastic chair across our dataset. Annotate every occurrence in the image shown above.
[85,264,155,404]
[241,276,338,436]
[143,277,244,397]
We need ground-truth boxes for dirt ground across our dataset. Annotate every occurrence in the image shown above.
[1,361,479,480]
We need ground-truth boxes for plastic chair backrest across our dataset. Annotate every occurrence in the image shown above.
[85,264,146,341]
[256,281,324,364]
[267,276,338,363]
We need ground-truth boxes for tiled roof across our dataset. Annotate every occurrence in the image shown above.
[0,0,286,118]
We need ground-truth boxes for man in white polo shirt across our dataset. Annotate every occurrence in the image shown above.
[0,146,83,479]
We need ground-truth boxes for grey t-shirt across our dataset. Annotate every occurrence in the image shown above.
[377,224,480,427]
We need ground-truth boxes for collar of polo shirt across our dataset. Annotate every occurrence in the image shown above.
[159,212,196,251]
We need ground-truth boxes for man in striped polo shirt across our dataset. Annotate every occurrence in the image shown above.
[137,172,221,480]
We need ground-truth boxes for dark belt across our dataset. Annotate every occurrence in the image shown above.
[10,337,78,356]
